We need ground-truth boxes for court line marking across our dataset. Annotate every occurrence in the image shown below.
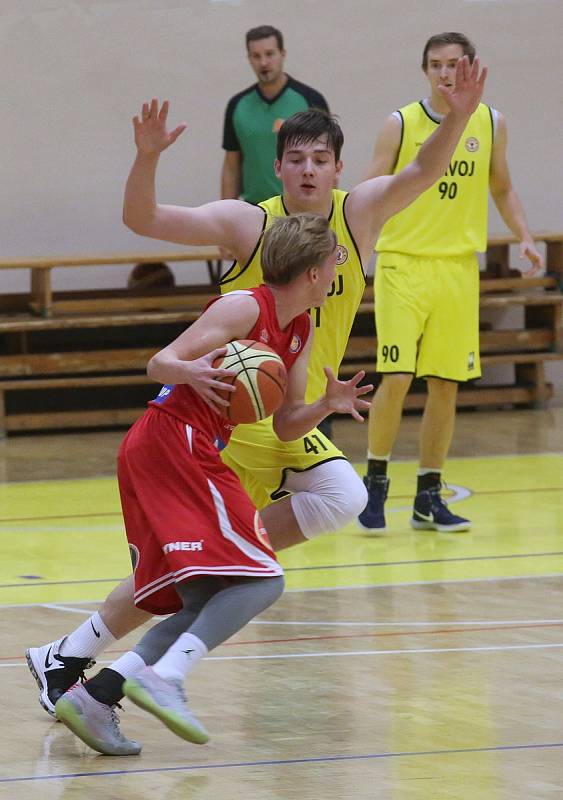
[284,551,563,573]
[3,640,563,669]
[251,617,563,627]
[2,740,563,784]
[40,603,97,614]
[2,551,562,591]
[286,572,563,593]
[2,483,562,525]
[4,620,563,663]
[0,572,562,609]
[1,449,561,489]
[31,605,563,627]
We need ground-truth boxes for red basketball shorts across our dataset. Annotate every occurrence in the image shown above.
[117,408,282,615]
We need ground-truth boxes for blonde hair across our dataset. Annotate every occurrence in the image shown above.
[261,214,336,286]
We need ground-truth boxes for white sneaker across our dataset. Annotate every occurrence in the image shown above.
[26,637,95,717]
[123,667,209,744]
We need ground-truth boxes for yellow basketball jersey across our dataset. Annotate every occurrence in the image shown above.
[220,190,366,402]
[376,101,493,256]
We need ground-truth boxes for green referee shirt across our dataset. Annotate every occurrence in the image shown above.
[222,75,329,204]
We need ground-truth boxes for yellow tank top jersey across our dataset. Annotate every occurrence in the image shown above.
[220,190,366,402]
[376,101,493,256]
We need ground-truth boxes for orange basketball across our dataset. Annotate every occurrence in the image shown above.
[212,339,288,424]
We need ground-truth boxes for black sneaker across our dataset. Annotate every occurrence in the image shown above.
[26,637,95,718]
[357,475,390,533]
[411,485,470,532]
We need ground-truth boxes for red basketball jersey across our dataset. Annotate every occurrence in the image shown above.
[149,285,310,445]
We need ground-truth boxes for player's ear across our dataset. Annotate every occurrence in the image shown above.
[274,159,282,178]
[335,159,343,178]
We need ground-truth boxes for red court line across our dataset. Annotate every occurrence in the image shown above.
[218,621,563,647]
[5,620,563,662]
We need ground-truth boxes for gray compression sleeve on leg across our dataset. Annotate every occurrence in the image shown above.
[183,575,284,651]
[133,577,221,664]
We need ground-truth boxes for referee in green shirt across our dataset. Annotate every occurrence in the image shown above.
[221,25,329,205]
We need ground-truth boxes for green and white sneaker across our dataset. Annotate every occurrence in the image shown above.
[123,667,209,745]
[55,683,141,756]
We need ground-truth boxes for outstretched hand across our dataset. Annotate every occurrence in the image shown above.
[439,56,488,118]
[133,98,187,157]
[323,367,372,422]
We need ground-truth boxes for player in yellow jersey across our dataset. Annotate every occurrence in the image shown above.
[27,59,488,718]
[358,32,543,535]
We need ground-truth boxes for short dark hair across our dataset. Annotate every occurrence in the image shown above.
[262,214,337,286]
[422,32,476,70]
[276,108,343,162]
[246,25,284,51]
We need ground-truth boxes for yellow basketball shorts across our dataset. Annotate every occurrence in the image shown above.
[374,252,481,381]
[221,415,346,509]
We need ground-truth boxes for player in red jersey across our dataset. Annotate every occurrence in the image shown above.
[27,61,488,721]
[53,214,371,756]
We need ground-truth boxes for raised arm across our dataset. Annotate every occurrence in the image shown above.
[347,56,488,248]
[489,113,543,275]
[123,99,262,254]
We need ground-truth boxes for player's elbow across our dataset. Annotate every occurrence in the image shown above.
[272,413,293,441]
[123,209,149,236]
[146,352,164,382]
[123,204,160,237]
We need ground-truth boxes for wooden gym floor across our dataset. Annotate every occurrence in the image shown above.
[1,406,562,798]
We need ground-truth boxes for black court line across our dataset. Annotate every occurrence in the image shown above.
[1,486,561,526]
[0,511,120,524]
[1,741,562,784]
[283,550,563,573]
[1,551,562,589]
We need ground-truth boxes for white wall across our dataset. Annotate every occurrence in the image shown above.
[1,0,562,389]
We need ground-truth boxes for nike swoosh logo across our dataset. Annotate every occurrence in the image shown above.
[44,646,53,669]
[91,621,101,638]
[415,511,434,522]
[183,649,194,656]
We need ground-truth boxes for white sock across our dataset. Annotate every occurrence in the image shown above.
[59,611,116,659]
[417,467,442,476]
[109,651,146,679]
[152,633,208,682]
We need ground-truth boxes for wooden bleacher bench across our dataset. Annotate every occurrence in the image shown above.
[0,235,562,434]
[0,248,221,433]
[0,248,222,318]
[344,234,563,410]
[485,231,563,280]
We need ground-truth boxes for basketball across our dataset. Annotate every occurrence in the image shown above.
[213,339,288,424]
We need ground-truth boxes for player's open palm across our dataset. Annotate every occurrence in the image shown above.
[323,367,372,422]
[133,98,187,156]
[439,55,488,117]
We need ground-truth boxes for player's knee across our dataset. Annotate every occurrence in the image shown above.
[379,372,412,400]
[264,574,285,605]
[291,466,367,538]
[427,376,458,401]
